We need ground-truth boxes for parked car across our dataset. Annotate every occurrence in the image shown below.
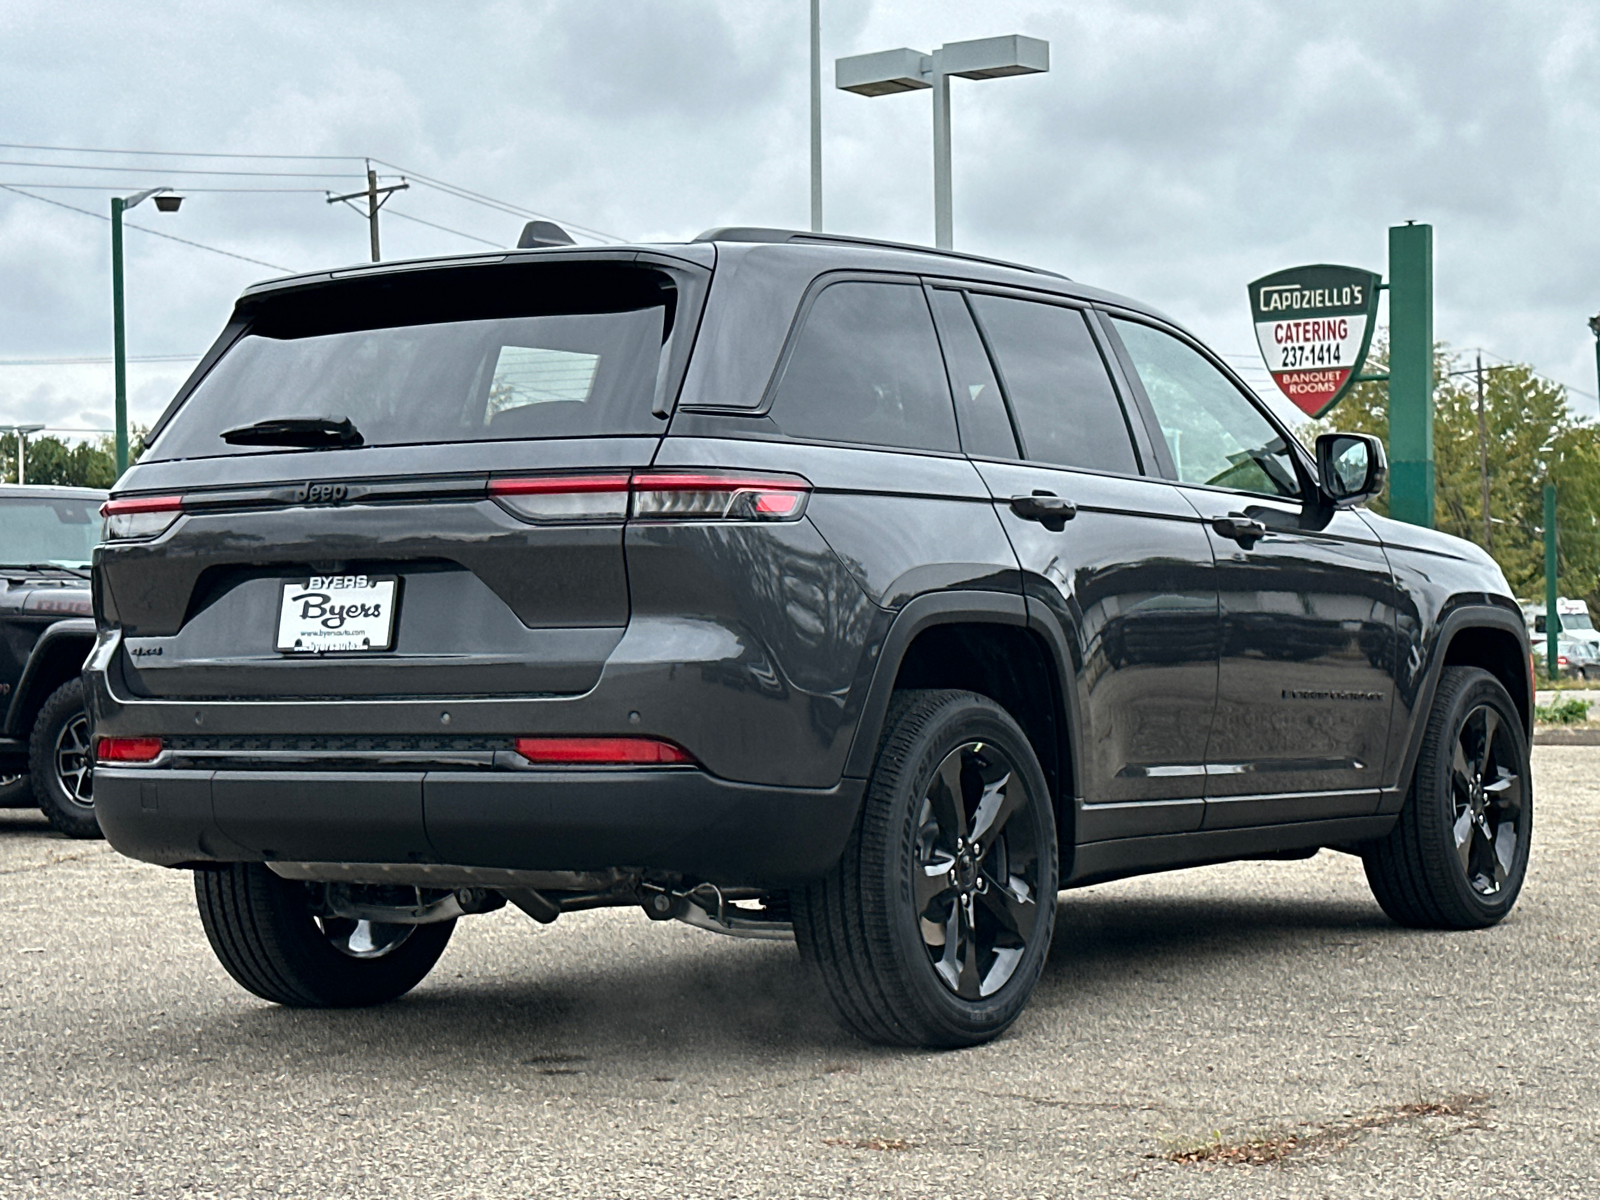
[1,484,106,836]
[88,227,1533,1046]
[1529,633,1599,679]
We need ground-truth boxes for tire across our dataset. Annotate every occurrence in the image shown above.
[793,689,1058,1048]
[194,863,455,1007]
[1362,666,1532,929]
[28,678,101,839]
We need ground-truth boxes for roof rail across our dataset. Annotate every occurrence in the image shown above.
[692,227,1066,278]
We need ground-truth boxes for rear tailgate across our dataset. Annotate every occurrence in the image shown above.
[96,253,709,699]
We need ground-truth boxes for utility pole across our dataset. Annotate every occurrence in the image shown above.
[1476,352,1491,551]
[1545,483,1560,679]
[810,0,822,231]
[327,162,409,262]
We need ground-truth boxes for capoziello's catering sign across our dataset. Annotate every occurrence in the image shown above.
[1248,264,1381,418]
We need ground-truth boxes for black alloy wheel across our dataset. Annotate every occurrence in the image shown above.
[793,689,1058,1047]
[912,741,1044,1000]
[1447,700,1526,898]
[1363,666,1532,929]
[29,678,102,839]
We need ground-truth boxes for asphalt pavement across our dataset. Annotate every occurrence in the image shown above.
[2,748,1597,1199]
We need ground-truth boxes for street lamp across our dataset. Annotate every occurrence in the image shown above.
[111,187,183,475]
[1588,313,1600,402]
[836,34,1049,249]
[4,423,46,485]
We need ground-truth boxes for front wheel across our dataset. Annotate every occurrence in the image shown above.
[29,678,101,839]
[793,690,1058,1048]
[195,863,455,1007]
[1362,666,1532,929]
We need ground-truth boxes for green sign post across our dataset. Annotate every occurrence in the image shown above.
[1387,222,1434,528]
[1546,483,1560,679]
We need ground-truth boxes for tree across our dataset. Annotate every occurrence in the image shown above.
[1313,337,1600,604]
[0,427,147,489]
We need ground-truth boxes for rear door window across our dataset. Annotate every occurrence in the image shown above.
[145,262,679,460]
[768,280,959,453]
[966,294,1140,475]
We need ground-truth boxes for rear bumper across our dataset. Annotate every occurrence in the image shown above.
[95,765,864,888]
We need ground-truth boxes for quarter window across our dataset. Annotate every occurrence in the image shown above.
[769,281,959,453]
[926,288,1018,459]
[967,295,1139,475]
[1111,318,1301,498]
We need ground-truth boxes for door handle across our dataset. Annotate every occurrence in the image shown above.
[1211,515,1267,547]
[1009,491,1077,531]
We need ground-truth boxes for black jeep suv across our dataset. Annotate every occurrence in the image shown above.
[88,229,1532,1047]
[2,485,105,837]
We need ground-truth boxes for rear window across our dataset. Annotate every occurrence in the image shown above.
[146,263,678,460]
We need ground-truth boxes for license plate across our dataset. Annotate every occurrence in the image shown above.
[275,574,398,653]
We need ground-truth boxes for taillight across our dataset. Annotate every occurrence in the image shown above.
[96,736,164,763]
[512,736,694,765]
[101,495,183,540]
[487,471,812,523]
[631,471,810,521]
[489,473,630,523]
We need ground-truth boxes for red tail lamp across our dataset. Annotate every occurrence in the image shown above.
[513,736,694,766]
[96,736,164,763]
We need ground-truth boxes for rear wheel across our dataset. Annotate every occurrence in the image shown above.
[29,678,101,839]
[793,690,1058,1048]
[1362,667,1532,929]
[194,863,455,1007]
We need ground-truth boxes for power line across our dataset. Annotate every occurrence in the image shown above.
[0,159,370,180]
[383,207,505,249]
[0,355,199,367]
[0,185,295,272]
[0,142,626,250]
[0,142,364,162]
[0,182,330,193]
[372,159,625,244]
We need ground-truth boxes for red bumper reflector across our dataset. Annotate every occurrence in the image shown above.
[513,736,694,765]
[96,737,164,763]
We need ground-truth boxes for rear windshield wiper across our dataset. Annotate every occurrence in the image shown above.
[220,416,364,448]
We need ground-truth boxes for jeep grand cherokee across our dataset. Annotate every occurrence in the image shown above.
[87,228,1533,1047]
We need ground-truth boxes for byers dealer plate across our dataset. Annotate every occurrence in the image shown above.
[275,574,398,653]
[1248,264,1381,418]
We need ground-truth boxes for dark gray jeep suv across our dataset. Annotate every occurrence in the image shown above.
[88,228,1532,1047]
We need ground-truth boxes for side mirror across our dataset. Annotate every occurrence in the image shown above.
[1315,432,1387,508]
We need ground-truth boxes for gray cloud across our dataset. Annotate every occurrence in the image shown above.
[2,0,1598,438]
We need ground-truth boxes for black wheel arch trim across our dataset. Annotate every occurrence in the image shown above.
[1386,603,1531,816]
[4,618,97,739]
[841,588,1083,816]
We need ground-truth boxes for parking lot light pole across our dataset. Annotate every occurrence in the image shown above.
[836,35,1049,249]
[1589,313,1600,400]
[5,423,46,484]
[112,187,183,476]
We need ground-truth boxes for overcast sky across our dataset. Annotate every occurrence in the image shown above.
[3,0,1598,444]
